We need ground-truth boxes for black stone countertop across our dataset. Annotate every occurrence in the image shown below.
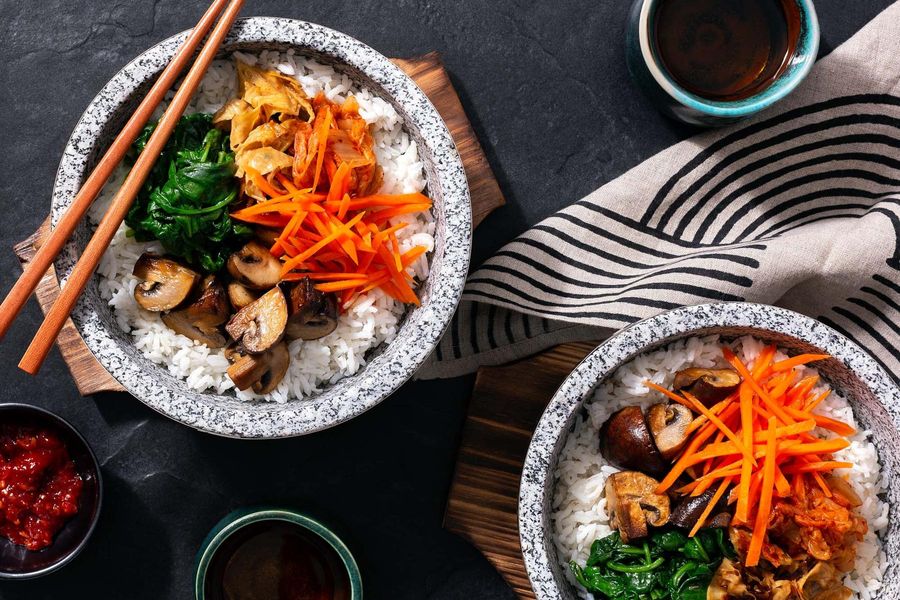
[0,1,893,598]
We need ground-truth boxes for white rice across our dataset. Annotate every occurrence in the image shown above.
[551,335,889,600]
[89,51,434,402]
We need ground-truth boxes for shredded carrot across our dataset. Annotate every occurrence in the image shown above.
[746,416,778,567]
[771,353,830,372]
[782,461,853,474]
[654,345,858,551]
[689,476,734,537]
[644,380,700,411]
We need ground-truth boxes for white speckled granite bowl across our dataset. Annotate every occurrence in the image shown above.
[50,18,471,438]
[519,303,900,599]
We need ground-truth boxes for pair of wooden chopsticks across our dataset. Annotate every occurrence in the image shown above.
[0,0,245,374]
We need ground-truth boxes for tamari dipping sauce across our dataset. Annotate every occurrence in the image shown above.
[653,0,802,100]
[205,521,351,600]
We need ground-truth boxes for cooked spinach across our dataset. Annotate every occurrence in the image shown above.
[570,528,735,600]
[125,113,250,272]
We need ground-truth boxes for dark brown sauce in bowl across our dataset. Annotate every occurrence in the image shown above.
[204,521,351,600]
[653,0,802,100]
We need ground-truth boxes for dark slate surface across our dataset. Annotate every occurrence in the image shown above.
[0,1,893,598]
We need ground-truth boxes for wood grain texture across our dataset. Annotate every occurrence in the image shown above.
[393,52,505,228]
[11,52,504,394]
[444,342,597,599]
[12,218,125,395]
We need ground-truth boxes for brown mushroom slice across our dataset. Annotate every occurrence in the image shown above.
[253,227,281,247]
[226,342,290,394]
[225,287,288,353]
[673,368,741,407]
[285,278,338,340]
[227,241,282,290]
[669,487,728,530]
[132,254,199,312]
[160,276,230,348]
[604,471,669,543]
[599,406,668,477]
[647,403,693,460]
[227,281,260,311]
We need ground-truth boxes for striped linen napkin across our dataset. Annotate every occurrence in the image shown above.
[420,2,900,381]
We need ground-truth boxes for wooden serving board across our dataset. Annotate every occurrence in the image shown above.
[13,51,505,396]
[444,342,597,599]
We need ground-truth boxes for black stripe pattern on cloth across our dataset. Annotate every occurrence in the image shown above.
[419,4,900,381]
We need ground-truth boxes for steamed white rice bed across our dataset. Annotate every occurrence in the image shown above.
[551,335,888,600]
[90,51,434,402]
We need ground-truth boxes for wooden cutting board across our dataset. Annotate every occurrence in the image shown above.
[443,342,597,599]
[13,51,505,396]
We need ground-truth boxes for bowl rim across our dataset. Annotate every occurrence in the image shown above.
[193,507,363,600]
[517,302,900,600]
[0,403,103,580]
[49,17,472,438]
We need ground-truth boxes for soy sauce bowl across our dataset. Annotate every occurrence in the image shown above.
[0,403,102,580]
[195,508,362,600]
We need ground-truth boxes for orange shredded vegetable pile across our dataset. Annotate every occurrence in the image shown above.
[646,347,856,568]
[228,92,432,309]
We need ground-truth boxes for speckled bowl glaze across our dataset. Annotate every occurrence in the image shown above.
[50,18,471,438]
[519,303,900,599]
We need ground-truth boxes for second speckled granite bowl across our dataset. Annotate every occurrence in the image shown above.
[518,303,900,599]
[49,18,471,438]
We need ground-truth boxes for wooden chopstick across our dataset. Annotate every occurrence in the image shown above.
[19,0,246,375]
[0,0,231,342]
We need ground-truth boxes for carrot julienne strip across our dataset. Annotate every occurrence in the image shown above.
[689,477,733,538]
[771,353,830,372]
[746,416,778,567]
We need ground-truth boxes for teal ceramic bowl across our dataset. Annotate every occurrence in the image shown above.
[625,0,820,126]
[195,508,363,600]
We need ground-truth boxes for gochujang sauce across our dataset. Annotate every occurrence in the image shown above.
[0,424,83,551]
[654,0,801,100]
[206,521,351,600]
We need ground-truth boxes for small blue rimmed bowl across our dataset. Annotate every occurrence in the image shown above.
[195,507,363,600]
[0,404,102,580]
[625,0,820,126]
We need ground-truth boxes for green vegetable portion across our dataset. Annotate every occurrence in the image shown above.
[570,528,735,600]
[125,113,251,273]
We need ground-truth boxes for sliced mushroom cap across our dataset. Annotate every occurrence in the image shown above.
[225,287,288,353]
[673,368,741,407]
[669,487,731,530]
[599,406,668,477]
[253,227,281,247]
[132,254,199,312]
[647,403,693,460]
[285,278,338,340]
[227,241,282,290]
[227,281,260,311]
[604,471,670,543]
[226,342,290,394]
[160,276,230,348]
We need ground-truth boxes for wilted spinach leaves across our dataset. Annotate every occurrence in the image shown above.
[570,528,735,599]
[125,113,250,272]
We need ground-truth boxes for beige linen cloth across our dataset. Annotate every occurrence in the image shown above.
[421,2,900,380]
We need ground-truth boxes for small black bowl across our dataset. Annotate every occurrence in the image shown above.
[0,403,102,579]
